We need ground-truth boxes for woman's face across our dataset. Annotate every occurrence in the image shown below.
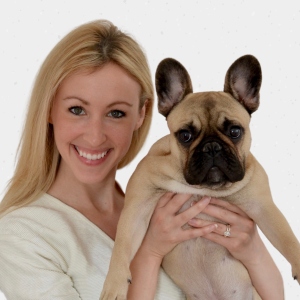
[50,62,145,185]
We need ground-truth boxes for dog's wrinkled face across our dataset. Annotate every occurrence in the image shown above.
[155,55,262,188]
[167,92,251,188]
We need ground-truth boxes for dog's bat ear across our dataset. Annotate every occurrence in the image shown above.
[224,55,262,114]
[156,58,193,117]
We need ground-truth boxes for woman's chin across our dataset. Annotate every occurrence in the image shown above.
[74,174,110,185]
[72,164,119,186]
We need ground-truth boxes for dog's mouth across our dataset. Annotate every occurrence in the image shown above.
[205,166,226,184]
[184,164,230,187]
[184,139,245,188]
[200,166,235,189]
[184,161,243,189]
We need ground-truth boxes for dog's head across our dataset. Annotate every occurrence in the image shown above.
[155,55,262,189]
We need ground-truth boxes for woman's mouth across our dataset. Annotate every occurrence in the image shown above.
[73,144,111,165]
[74,145,109,160]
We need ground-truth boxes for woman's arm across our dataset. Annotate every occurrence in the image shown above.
[127,193,217,299]
[127,239,163,299]
[189,197,284,300]
[242,234,284,300]
[0,233,82,300]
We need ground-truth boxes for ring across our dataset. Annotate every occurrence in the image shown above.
[224,224,231,237]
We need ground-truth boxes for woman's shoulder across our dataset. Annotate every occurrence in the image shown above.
[0,193,71,232]
[0,193,102,247]
[0,194,73,248]
[0,193,114,248]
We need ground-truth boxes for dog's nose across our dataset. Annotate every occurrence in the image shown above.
[202,141,222,155]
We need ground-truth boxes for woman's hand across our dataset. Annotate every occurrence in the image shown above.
[188,197,262,265]
[141,193,218,260]
[128,193,217,299]
[189,198,265,264]
[188,197,284,300]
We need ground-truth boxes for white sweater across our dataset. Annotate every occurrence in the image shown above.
[0,193,185,300]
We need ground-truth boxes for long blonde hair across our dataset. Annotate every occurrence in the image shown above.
[0,20,153,218]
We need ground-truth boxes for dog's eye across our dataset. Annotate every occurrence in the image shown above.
[230,126,241,138]
[179,130,193,143]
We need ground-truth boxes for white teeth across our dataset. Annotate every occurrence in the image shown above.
[75,145,108,161]
[75,146,84,157]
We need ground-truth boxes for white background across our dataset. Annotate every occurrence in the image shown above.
[0,0,300,298]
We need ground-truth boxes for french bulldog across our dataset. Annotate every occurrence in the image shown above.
[100,55,300,300]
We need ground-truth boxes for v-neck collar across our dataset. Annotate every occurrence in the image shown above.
[43,193,116,247]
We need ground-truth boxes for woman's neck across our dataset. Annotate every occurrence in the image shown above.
[47,159,125,239]
[47,159,124,216]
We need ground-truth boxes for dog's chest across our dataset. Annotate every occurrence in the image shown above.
[161,195,253,299]
[177,195,227,227]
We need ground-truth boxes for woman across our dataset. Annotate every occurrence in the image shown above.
[0,20,283,300]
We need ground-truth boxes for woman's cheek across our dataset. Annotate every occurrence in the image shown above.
[114,123,135,152]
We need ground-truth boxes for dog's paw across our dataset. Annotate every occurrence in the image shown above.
[292,266,300,285]
[100,271,132,300]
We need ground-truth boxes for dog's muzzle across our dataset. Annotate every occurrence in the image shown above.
[184,138,244,186]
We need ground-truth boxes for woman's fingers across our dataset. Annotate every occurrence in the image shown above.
[155,192,176,209]
[175,196,211,225]
[178,224,218,242]
[209,197,249,218]
[201,202,241,225]
[202,203,255,233]
[164,193,193,213]
[188,218,215,228]
[148,193,255,259]
[189,218,235,237]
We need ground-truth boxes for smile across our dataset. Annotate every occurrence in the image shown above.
[74,145,109,161]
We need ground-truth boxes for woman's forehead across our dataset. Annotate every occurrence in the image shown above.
[56,63,142,105]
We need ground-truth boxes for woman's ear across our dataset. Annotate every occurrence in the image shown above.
[48,113,53,124]
[134,100,148,131]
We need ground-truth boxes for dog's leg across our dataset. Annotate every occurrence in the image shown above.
[253,202,300,285]
[100,187,160,300]
[236,161,300,286]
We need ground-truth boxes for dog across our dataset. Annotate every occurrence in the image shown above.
[100,55,300,299]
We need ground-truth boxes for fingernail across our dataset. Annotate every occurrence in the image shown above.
[210,224,218,230]
[201,196,211,203]
[190,201,196,207]
[188,218,197,225]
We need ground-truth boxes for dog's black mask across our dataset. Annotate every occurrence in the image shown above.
[184,136,245,186]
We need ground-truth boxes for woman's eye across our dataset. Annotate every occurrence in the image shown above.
[108,110,125,118]
[69,106,85,115]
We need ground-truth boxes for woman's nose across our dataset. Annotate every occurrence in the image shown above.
[83,118,107,148]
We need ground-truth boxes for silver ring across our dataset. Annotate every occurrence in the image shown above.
[224,224,231,237]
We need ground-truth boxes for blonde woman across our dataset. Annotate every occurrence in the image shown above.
[0,20,283,300]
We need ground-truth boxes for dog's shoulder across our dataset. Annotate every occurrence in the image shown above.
[129,135,172,182]
[147,135,171,157]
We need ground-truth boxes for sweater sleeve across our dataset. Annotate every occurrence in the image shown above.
[0,233,82,300]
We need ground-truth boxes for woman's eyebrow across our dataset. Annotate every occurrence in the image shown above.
[63,96,89,105]
[62,98,133,108]
[107,101,133,108]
